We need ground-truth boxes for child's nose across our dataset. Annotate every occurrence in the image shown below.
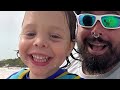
[33,37,48,48]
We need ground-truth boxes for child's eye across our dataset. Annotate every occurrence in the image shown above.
[50,34,62,42]
[26,32,36,36]
[22,32,36,39]
[50,34,61,39]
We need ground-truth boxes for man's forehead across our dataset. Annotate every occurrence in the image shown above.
[79,11,120,15]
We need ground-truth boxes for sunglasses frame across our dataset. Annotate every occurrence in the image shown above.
[77,13,120,29]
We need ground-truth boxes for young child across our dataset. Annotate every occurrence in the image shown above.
[7,11,81,79]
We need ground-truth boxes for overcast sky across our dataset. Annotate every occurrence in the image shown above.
[0,11,25,60]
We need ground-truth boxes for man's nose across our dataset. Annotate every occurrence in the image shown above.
[91,21,104,37]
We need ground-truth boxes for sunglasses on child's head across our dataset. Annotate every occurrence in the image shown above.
[77,14,120,29]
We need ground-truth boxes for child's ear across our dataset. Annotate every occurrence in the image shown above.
[67,41,75,57]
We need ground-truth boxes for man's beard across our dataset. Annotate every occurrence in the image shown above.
[77,37,120,75]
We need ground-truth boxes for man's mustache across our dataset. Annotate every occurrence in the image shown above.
[85,37,112,48]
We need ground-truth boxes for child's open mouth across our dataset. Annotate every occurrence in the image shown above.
[30,54,53,66]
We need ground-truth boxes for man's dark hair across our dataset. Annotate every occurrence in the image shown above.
[74,11,81,15]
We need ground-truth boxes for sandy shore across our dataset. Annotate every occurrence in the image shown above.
[0,67,22,79]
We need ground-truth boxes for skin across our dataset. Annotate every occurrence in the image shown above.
[19,11,74,79]
[76,11,120,75]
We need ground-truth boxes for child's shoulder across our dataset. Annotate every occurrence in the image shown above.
[57,73,82,79]
[55,68,82,79]
[7,68,29,79]
[65,73,82,79]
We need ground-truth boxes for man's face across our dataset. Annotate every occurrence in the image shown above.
[76,11,120,75]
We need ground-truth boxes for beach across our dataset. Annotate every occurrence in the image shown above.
[0,67,21,79]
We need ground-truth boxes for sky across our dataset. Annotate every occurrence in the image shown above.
[0,11,25,60]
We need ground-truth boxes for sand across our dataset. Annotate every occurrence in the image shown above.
[0,67,21,79]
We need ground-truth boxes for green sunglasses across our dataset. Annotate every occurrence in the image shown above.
[77,14,120,29]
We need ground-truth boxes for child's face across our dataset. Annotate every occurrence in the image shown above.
[19,11,74,78]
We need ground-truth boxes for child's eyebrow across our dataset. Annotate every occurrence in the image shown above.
[48,26,68,35]
[49,26,65,31]
[22,24,36,30]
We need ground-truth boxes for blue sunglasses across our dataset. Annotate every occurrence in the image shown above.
[77,14,120,29]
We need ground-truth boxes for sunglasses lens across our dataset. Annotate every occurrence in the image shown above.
[78,14,96,27]
[102,16,120,28]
